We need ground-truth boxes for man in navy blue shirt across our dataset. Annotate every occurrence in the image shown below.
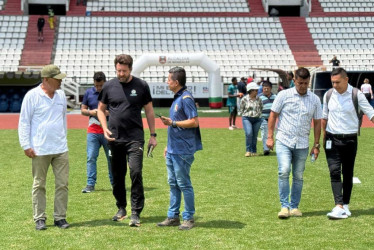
[81,72,113,193]
[157,67,202,230]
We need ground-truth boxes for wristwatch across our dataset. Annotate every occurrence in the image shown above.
[314,143,320,149]
[172,120,177,128]
[150,133,157,137]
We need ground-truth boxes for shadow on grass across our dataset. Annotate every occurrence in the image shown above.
[197,220,246,229]
[70,215,166,228]
[303,207,374,217]
[93,186,157,192]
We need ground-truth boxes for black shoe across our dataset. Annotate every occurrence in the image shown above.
[35,220,47,230]
[112,207,127,221]
[264,150,270,156]
[82,185,95,193]
[129,214,140,227]
[54,219,70,229]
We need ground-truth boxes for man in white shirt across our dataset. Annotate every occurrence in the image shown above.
[18,65,70,230]
[267,67,322,219]
[322,68,374,219]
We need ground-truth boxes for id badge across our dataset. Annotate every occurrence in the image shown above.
[326,140,332,149]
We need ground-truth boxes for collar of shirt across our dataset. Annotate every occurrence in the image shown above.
[173,86,187,100]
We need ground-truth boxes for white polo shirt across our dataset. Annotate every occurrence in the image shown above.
[18,84,68,156]
[323,84,374,134]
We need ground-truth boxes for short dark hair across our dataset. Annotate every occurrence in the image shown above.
[295,67,310,80]
[114,54,133,68]
[232,77,237,83]
[331,67,348,78]
[262,81,272,88]
[288,71,294,78]
[93,71,106,82]
[169,67,186,87]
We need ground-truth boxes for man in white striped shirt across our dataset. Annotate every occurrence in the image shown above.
[323,67,374,219]
[18,65,70,230]
[267,67,322,219]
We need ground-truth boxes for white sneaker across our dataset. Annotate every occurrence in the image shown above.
[232,125,238,129]
[229,126,234,130]
[343,204,351,217]
[327,206,348,219]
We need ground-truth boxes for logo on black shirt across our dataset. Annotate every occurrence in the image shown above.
[130,89,137,96]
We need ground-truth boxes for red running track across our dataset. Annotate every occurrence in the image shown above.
[1,113,374,130]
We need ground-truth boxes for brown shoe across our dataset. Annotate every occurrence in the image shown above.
[245,152,251,157]
[278,208,290,219]
[157,217,180,227]
[178,219,194,230]
[290,208,302,217]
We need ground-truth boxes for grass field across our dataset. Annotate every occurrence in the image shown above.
[1,127,374,249]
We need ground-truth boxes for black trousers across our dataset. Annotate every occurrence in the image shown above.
[324,133,357,205]
[109,141,145,215]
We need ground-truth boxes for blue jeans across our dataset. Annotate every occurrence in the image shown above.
[260,119,269,151]
[242,116,262,153]
[86,133,113,186]
[165,153,195,220]
[276,140,308,209]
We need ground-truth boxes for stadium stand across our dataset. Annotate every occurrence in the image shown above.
[86,0,250,13]
[0,15,28,72]
[54,16,293,84]
[319,0,374,13]
[307,16,374,70]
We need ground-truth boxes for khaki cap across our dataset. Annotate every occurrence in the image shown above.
[41,65,66,79]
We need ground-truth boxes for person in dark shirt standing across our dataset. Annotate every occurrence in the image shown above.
[37,15,45,42]
[329,55,340,68]
[97,54,157,227]
[157,67,202,230]
[81,72,113,193]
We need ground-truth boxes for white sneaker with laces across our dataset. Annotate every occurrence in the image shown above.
[229,126,234,130]
[327,206,348,219]
[343,204,351,217]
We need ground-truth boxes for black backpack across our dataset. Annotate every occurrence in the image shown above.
[325,87,364,135]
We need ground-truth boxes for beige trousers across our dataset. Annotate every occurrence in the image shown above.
[32,152,69,222]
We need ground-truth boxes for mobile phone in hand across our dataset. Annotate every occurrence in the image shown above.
[147,145,154,158]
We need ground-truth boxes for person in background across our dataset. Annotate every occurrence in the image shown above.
[97,54,157,227]
[267,67,322,219]
[37,15,45,42]
[157,67,202,230]
[18,65,70,230]
[287,71,295,88]
[258,81,276,156]
[48,7,55,29]
[238,77,247,96]
[81,72,113,193]
[323,68,374,219]
[239,82,263,157]
[360,78,373,103]
[227,77,242,130]
[329,55,340,67]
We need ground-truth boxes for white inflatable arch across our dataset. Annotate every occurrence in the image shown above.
[132,53,223,108]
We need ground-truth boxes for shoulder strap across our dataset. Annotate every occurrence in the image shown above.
[325,88,334,117]
[352,87,364,135]
[325,88,333,106]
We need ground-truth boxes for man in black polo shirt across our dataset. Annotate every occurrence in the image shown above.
[97,54,157,227]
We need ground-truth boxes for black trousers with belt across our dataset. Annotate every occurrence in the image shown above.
[324,133,357,205]
[109,140,145,215]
